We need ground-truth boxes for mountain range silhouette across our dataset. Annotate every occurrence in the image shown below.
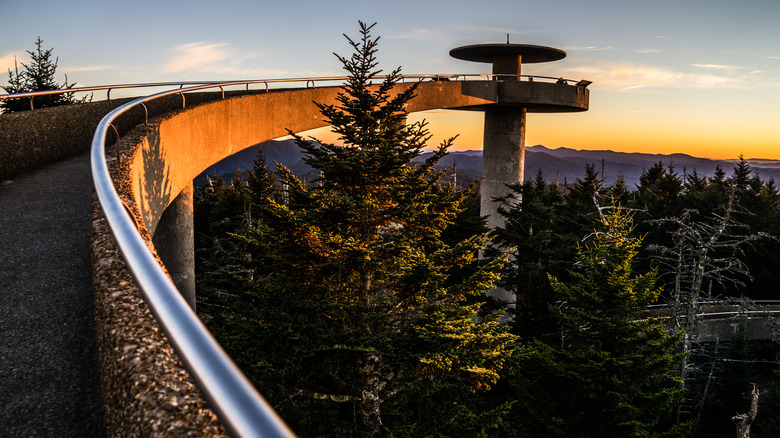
[196,139,780,189]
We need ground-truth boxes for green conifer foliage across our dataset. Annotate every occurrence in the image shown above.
[1,37,87,112]
[636,161,684,218]
[491,175,572,340]
[211,22,516,437]
[506,209,688,437]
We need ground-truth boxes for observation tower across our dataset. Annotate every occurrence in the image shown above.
[450,42,590,228]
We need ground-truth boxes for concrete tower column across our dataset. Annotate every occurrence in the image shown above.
[492,54,522,80]
[481,106,526,229]
[152,183,196,310]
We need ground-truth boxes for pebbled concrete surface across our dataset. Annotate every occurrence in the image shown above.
[0,152,105,437]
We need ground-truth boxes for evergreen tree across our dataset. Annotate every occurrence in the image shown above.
[245,146,278,212]
[703,164,731,211]
[491,174,572,340]
[559,162,604,243]
[2,58,27,112]
[212,22,516,437]
[682,168,709,214]
[731,155,753,191]
[608,172,632,205]
[634,161,684,218]
[1,37,87,112]
[505,209,688,437]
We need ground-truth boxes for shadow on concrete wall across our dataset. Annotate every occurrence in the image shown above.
[138,125,171,234]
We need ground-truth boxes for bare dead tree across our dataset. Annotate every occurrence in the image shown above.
[647,189,772,425]
[731,385,759,438]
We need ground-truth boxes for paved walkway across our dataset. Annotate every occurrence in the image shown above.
[0,153,105,437]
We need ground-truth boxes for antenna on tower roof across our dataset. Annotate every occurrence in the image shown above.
[506,33,510,44]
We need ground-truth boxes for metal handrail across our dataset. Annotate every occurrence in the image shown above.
[647,300,780,309]
[696,310,780,320]
[1,74,586,109]
[0,81,220,100]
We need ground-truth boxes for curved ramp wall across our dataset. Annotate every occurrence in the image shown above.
[92,79,587,434]
[92,81,499,435]
[128,80,588,235]
[128,81,515,234]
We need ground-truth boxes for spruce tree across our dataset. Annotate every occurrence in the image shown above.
[561,162,604,240]
[635,161,684,218]
[1,57,27,112]
[505,209,688,437]
[491,175,572,340]
[1,37,86,112]
[214,22,515,437]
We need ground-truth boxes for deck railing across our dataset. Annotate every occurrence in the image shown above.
[0,73,590,109]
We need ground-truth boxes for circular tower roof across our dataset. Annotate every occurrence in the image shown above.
[449,43,566,64]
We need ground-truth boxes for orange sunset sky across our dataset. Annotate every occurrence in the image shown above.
[2,0,779,160]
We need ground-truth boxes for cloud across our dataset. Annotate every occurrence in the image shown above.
[162,42,331,78]
[0,51,27,73]
[455,25,542,37]
[164,42,237,73]
[767,56,780,60]
[621,85,650,91]
[635,48,659,54]
[388,25,541,44]
[691,63,740,71]
[562,61,745,91]
[387,29,444,42]
[652,35,670,40]
[564,46,616,51]
[61,64,114,72]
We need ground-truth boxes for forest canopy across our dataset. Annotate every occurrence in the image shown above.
[194,23,780,438]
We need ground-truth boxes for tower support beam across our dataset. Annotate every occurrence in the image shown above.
[480,106,526,228]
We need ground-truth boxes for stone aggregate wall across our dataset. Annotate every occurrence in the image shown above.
[89,106,232,436]
[0,99,130,180]
[0,92,254,181]
[91,193,228,437]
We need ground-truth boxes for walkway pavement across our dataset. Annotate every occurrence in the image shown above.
[0,153,105,437]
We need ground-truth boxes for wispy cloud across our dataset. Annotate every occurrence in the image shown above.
[162,42,322,77]
[691,63,740,71]
[388,25,541,44]
[652,35,670,40]
[165,42,237,73]
[61,64,114,73]
[0,51,27,73]
[386,29,445,42]
[564,45,616,51]
[562,61,745,91]
[635,48,659,54]
[621,85,650,91]
[455,25,542,37]
[767,56,780,60]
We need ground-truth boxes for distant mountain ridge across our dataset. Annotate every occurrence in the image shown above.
[196,140,780,189]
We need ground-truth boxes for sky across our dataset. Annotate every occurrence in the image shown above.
[2,0,779,160]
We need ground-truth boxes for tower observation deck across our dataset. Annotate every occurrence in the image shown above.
[450,43,590,228]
